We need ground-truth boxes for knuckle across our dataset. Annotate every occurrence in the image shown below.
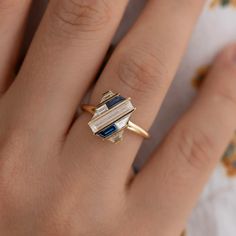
[173,125,215,170]
[49,0,111,37]
[116,46,169,94]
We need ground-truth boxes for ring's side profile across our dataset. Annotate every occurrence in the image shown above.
[82,91,150,143]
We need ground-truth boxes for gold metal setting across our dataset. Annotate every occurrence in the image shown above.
[82,91,150,143]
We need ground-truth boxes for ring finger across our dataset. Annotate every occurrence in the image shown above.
[66,0,206,185]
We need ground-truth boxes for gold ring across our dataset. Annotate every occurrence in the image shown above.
[81,91,150,143]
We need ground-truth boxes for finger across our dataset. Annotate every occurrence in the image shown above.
[0,0,31,94]
[4,0,128,139]
[129,45,236,235]
[66,0,206,184]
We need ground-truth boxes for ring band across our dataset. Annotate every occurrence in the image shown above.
[81,91,150,143]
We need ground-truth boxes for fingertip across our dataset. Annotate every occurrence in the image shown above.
[204,43,236,92]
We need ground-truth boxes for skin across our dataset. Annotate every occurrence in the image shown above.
[0,0,235,235]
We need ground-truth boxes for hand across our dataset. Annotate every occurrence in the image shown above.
[0,1,235,235]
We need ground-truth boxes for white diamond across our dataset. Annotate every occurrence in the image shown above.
[95,104,108,116]
[109,130,124,143]
[89,100,134,133]
[101,91,116,103]
[89,123,99,133]
[115,115,130,129]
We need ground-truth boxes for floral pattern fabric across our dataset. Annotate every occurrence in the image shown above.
[210,0,236,8]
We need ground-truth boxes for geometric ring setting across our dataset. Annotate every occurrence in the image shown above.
[82,91,150,143]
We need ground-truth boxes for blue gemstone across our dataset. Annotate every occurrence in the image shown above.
[98,124,117,138]
[106,96,125,109]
